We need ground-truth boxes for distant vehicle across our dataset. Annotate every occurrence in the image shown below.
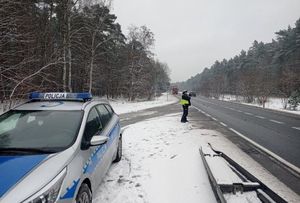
[189,91,196,97]
[171,86,179,95]
[0,92,122,203]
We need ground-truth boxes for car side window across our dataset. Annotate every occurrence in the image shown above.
[83,107,102,143]
[105,104,114,115]
[96,105,111,128]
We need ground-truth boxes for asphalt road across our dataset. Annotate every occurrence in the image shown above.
[192,96,300,168]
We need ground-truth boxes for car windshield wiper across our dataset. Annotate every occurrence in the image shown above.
[0,147,58,155]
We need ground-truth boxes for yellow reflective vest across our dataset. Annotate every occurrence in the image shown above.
[180,99,189,105]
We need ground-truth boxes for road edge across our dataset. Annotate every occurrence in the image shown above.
[211,97,300,119]
[192,105,300,179]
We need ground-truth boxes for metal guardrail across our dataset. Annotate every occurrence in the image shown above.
[200,144,288,203]
[200,147,227,203]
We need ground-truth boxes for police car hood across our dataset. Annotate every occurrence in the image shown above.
[0,147,75,202]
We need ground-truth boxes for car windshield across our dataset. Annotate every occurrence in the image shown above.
[0,110,83,153]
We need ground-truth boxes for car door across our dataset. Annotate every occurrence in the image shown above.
[103,104,120,157]
[81,107,106,187]
[95,105,115,170]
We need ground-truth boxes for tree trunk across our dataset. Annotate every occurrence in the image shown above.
[63,41,67,91]
[67,1,72,92]
[63,12,67,92]
[89,53,94,94]
[68,45,72,92]
[89,31,97,94]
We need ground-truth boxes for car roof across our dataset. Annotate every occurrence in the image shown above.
[14,100,110,111]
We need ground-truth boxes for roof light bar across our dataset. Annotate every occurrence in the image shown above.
[29,92,92,101]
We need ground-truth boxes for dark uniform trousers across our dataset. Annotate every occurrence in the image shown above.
[181,105,189,122]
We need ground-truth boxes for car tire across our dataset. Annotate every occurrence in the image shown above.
[113,136,122,162]
[76,183,92,203]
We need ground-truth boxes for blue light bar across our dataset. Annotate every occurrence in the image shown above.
[29,92,92,101]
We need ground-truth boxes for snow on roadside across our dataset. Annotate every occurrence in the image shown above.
[109,93,178,115]
[94,113,216,203]
[94,113,299,203]
[220,95,300,115]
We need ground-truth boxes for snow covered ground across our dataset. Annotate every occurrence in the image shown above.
[220,95,300,115]
[94,113,300,203]
[109,93,178,115]
[94,113,216,203]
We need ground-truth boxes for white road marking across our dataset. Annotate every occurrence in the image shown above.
[244,112,253,116]
[229,128,244,137]
[292,127,300,131]
[193,106,205,114]
[193,106,211,117]
[220,122,227,127]
[269,119,284,124]
[237,110,243,113]
[193,105,300,176]
[211,117,218,121]
[229,128,300,176]
[193,106,217,121]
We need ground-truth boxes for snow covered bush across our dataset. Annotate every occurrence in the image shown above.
[288,90,300,110]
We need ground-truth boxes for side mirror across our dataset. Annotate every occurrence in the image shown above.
[90,135,108,146]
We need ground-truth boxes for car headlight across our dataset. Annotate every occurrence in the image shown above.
[24,168,67,203]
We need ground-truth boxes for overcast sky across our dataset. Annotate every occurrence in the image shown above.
[112,0,300,82]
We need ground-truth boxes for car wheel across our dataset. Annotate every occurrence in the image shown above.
[114,136,122,162]
[76,183,92,203]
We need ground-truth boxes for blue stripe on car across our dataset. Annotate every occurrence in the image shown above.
[83,123,120,174]
[60,123,120,200]
[0,155,47,197]
[60,178,80,199]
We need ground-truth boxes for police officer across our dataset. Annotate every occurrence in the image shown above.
[180,90,191,123]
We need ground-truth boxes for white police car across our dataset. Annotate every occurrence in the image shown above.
[0,92,122,203]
